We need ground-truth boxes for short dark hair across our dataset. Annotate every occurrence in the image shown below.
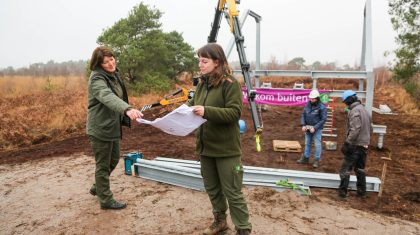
[89,46,114,71]
[344,95,358,106]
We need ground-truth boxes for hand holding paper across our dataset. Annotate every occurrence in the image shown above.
[137,104,206,136]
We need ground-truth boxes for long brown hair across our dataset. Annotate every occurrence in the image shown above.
[89,46,115,71]
[197,43,232,87]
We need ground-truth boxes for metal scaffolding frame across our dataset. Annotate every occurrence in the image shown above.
[230,0,374,115]
[227,0,387,147]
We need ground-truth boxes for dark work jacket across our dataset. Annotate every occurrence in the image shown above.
[187,75,243,157]
[345,101,372,146]
[86,68,131,141]
[300,101,328,131]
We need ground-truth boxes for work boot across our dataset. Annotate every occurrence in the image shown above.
[356,188,367,198]
[100,200,127,210]
[236,229,251,235]
[357,192,367,198]
[337,187,348,200]
[297,156,309,164]
[89,187,97,196]
[312,160,320,168]
[203,213,228,235]
[337,195,347,201]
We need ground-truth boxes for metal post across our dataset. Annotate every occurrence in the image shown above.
[225,10,262,88]
[232,16,262,133]
[361,0,374,115]
[311,72,317,89]
[249,10,262,88]
[225,10,249,58]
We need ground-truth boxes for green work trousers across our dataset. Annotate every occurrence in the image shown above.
[200,155,252,231]
[88,135,120,206]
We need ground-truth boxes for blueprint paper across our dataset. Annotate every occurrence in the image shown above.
[137,104,206,136]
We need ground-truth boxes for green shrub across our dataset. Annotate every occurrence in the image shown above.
[129,72,172,96]
[43,77,57,92]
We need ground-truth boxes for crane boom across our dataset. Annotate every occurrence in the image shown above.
[207,0,263,151]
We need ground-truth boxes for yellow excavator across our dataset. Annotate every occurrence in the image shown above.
[140,88,194,112]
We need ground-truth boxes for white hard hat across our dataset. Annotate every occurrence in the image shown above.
[308,90,320,98]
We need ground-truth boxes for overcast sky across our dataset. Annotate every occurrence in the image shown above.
[0,0,396,69]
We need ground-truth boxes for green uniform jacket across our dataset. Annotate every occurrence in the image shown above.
[86,68,131,141]
[187,75,243,157]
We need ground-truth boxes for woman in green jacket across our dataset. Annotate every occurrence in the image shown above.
[188,43,252,235]
[86,46,143,210]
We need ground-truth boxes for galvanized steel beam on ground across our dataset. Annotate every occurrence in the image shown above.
[134,159,310,195]
[153,157,381,192]
[135,159,204,191]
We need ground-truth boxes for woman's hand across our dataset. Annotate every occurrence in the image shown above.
[126,109,143,120]
[191,105,205,117]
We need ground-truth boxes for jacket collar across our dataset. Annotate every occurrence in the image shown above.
[200,75,214,88]
[96,67,119,80]
[349,101,361,110]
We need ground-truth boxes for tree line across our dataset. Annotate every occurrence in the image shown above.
[0,60,86,77]
[246,56,358,71]
[0,55,357,80]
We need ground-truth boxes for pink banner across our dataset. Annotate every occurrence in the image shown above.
[242,88,330,106]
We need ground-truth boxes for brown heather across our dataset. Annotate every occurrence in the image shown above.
[0,72,418,150]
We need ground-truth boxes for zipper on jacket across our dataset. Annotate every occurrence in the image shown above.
[199,79,210,155]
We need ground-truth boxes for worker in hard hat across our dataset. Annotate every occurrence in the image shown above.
[297,89,328,168]
[338,90,372,199]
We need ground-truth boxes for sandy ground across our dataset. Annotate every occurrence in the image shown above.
[1,153,419,235]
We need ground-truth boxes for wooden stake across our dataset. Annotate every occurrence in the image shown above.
[376,152,392,208]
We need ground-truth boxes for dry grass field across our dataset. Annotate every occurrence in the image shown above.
[0,76,166,150]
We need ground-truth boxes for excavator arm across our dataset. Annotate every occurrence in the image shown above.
[208,0,239,42]
[208,0,263,151]
[140,88,193,112]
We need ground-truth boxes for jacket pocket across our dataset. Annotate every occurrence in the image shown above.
[94,111,118,136]
[121,115,131,127]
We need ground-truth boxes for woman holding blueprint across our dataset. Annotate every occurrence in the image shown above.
[188,43,252,235]
[86,46,143,210]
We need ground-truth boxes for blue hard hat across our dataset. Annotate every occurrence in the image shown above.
[342,90,356,102]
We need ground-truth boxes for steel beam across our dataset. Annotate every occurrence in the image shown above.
[153,157,381,192]
[233,70,368,80]
[135,159,204,191]
[135,159,311,195]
